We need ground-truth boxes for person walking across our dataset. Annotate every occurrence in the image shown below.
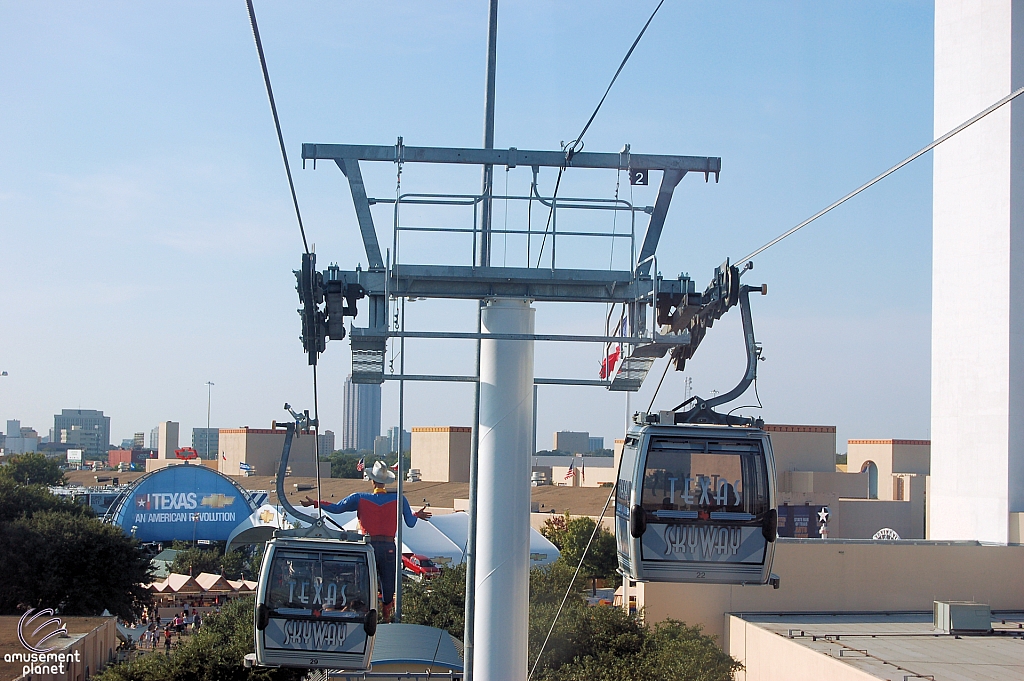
[302,460,430,622]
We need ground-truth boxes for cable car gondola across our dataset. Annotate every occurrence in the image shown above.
[616,278,779,586]
[253,408,379,671]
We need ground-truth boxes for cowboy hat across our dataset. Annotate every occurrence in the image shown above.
[366,460,396,485]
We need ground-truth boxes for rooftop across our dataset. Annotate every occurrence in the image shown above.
[737,612,1024,681]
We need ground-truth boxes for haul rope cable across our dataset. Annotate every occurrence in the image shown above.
[534,0,666,267]
[528,485,616,681]
[738,85,1024,264]
[245,0,323,518]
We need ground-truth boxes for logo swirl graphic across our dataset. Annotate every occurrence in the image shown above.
[17,608,68,653]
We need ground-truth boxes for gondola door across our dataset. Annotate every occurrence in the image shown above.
[255,537,379,670]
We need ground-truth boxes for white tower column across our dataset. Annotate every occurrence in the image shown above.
[474,298,534,681]
[931,0,1024,542]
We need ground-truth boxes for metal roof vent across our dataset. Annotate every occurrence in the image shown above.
[934,600,992,634]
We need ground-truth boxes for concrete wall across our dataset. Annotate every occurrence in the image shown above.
[932,0,1024,543]
[218,428,323,478]
[636,540,1024,642]
[764,425,835,473]
[411,427,471,483]
[779,470,868,497]
[551,460,616,487]
[8,617,118,681]
[727,615,877,681]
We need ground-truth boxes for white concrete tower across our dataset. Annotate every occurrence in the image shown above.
[474,298,535,681]
[931,1,1024,543]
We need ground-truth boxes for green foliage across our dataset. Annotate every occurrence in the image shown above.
[540,514,619,586]
[323,450,411,479]
[168,542,260,580]
[0,510,152,619]
[836,452,848,466]
[324,452,365,479]
[536,618,745,675]
[0,478,94,521]
[401,562,466,639]
[405,550,740,680]
[94,597,303,681]
[0,452,66,485]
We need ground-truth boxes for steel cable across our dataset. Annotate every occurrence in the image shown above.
[738,85,1024,264]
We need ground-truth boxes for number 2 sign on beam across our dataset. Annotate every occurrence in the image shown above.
[630,168,649,185]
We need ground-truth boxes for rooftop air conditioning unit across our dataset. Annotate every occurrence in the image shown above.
[933,601,991,634]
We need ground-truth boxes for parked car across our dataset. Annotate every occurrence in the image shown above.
[402,553,441,581]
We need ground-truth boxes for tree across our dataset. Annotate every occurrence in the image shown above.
[95,596,303,681]
[168,542,260,580]
[324,452,364,479]
[0,452,66,485]
[402,562,467,638]
[0,511,152,619]
[541,514,620,587]
[0,478,94,521]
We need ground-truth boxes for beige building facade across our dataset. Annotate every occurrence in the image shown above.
[636,539,1024,645]
[218,427,327,478]
[411,427,471,483]
[2,616,118,681]
[847,439,930,500]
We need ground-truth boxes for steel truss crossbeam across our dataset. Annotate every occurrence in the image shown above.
[381,374,611,387]
[336,265,691,305]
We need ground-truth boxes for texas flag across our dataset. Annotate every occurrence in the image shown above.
[135,495,151,511]
[599,344,622,379]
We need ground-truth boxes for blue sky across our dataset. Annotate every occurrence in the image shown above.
[0,1,935,451]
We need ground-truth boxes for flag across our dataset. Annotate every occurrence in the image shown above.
[222,453,226,461]
[599,344,622,379]
[580,458,585,482]
[356,457,365,472]
[239,462,253,471]
[564,459,576,481]
[391,461,399,471]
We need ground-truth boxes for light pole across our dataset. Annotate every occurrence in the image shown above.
[205,381,215,459]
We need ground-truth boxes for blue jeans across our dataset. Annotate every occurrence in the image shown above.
[371,540,397,605]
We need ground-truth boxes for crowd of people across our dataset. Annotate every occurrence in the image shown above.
[124,608,207,656]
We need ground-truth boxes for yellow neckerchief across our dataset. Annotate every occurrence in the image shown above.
[372,485,388,495]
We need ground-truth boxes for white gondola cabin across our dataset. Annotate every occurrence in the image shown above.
[616,417,778,585]
[255,535,379,670]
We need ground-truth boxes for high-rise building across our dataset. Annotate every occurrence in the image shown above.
[192,427,219,459]
[553,431,590,455]
[388,426,411,454]
[133,432,146,449]
[342,374,381,451]
[318,429,336,455]
[149,426,159,450]
[588,436,605,452]
[53,409,110,458]
[157,421,179,459]
[3,420,40,454]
